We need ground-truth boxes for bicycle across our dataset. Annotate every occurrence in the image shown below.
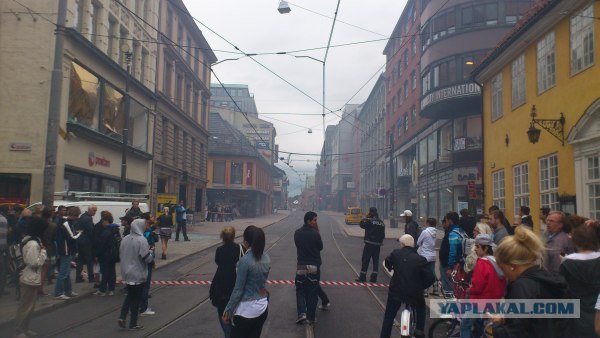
[400,303,417,338]
[428,272,469,338]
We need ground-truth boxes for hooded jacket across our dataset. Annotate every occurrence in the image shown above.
[416,226,437,262]
[494,266,572,338]
[360,216,385,246]
[468,256,506,300]
[559,252,600,338]
[119,219,153,284]
[20,236,47,286]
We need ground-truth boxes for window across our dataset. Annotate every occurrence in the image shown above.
[427,132,437,162]
[213,161,226,184]
[411,71,416,90]
[513,163,530,212]
[404,113,409,131]
[537,31,556,93]
[511,55,526,108]
[404,80,409,98]
[231,161,243,184]
[411,106,417,125]
[129,99,149,152]
[403,51,409,69]
[102,82,125,140]
[422,72,430,94]
[176,74,183,108]
[439,123,452,162]
[177,24,184,55]
[167,9,173,36]
[539,154,559,211]
[161,118,168,160]
[418,139,427,166]
[492,170,505,210]
[68,63,99,130]
[164,60,172,96]
[185,83,191,115]
[491,73,503,120]
[571,4,594,74]
[411,37,417,56]
[588,156,600,219]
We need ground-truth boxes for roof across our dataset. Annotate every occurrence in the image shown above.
[210,83,249,89]
[208,113,271,166]
[471,0,558,79]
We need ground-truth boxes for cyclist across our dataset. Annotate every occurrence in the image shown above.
[379,234,435,338]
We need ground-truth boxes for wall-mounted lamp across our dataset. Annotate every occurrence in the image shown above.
[308,128,313,134]
[277,0,291,14]
[464,57,474,65]
[505,134,509,147]
[526,105,565,145]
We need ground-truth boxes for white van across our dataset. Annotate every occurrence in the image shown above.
[28,192,149,223]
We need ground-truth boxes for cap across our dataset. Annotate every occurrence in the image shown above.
[475,234,493,246]
[369,207,378,214]
[398,234,414,248]
[119,215,133,224]
[400,210,413,217]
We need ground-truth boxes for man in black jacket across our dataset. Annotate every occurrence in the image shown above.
[294,211,323,325]
[380,235,434,338]
[458,208,476,238]
[357,207,385,283]
[75,205,96,283]
[438,216,452,293]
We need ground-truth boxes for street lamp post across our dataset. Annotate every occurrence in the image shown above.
[120,43,133,193]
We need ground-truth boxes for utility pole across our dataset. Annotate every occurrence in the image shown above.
[120,45,133,193]
[42,0,68,207]
[389,133,396,227]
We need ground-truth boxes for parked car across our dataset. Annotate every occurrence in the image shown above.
[345,207,363,225]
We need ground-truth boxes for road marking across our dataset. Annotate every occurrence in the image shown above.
[131,280,391,287]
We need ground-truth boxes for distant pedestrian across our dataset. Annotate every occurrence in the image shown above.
[489,205,512,235]
[175,200,190,242]
[458,209,476,238]
[125,200,143,220]
[54,207,81,300]
[210,226,243,338]
[120,215,133,238]
[94,212,119,297]
[75,205,96,283]
[118,219,154,331]
[357,207,385,283]
[157,207,173,260]
[463,223,494,274]
[295,211,323,324]
[379,234,434,338]
[222,226,270,338]
[139,213,157,317]
[417,218,438,297]
[401,210,421,248]
[489,210,509,245]
[519,206,534,229]
[14,217,47,338]
[438,216,452,293]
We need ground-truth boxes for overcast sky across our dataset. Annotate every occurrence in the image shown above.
[183,0,409,195]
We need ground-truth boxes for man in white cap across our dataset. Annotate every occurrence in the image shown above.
[379,234,434,338]
[400,210,421,248]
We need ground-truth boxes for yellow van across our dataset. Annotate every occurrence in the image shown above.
[345,207,363,224]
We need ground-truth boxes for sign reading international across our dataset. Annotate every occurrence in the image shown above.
[421,83,481,110]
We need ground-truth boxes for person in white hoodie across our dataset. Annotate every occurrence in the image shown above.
[118,219,154,331]
[15,217,48,338]
[417,218,438,297]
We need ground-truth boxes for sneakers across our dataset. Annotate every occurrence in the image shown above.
[67,292,79,297]
[56,294,71,300]
[93,291,106,296]
[129,325,144,330]
[118,318,126,329]
[296,313,307,324]
[318,302,331,310]
[140,308,155,316]
[184,238,190,241]
[108,291,115,296]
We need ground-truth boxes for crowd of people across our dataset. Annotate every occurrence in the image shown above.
[206,204,240,223]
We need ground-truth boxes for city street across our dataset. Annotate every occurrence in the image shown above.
[0,211,439,338]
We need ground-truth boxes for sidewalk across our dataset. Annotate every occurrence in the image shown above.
[0,210,291,327]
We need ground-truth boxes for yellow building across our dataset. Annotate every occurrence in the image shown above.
[473,0,600,231]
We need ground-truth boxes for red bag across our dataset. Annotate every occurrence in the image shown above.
[451,262,468,299]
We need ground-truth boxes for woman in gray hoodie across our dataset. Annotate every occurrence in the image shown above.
[118,219,154,331]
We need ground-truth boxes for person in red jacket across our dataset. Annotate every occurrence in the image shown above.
[461,234,506,338]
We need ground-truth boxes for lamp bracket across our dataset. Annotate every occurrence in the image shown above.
[532,112,565,146]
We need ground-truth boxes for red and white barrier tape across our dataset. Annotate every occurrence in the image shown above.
[131,280,390,288]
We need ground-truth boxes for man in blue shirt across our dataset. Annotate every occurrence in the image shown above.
[175,201,190,242]
[444,211,466,279]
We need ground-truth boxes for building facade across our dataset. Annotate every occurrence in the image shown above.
[153,0,215,219]
[473,0,600,228]
[358,75,387,215]
[0,0,159,204]
[207,113,273,217]
[330,104,360,212]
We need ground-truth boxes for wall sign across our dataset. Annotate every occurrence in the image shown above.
[88,152,111,168]
[421,83,481,110]
[9,142,32,152]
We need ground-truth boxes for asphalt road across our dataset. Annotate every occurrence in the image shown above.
[0,211,439,338]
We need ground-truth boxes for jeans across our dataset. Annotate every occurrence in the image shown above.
[139,263,153,312]
[217,308,232,338]
[75,244,94,281]
[54,255,72,297]
[460,317,484,338]
[295,269,320,321]
[360,243,381,276]
[439,264,452,293]
[98,259,116,293]
[176,220,188,240]
[120,284,144,328]
[231,308,268,338]
[318,286,329,305]
[379,297,426,338]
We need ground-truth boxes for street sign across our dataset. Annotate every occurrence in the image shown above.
[468,181,477,199]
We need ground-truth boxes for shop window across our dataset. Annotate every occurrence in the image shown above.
[453,116,482,150]
[439,123,452,162]
[427,132,437,163]
[102,82,125,139]
[68,63,100,130]
[129,99,149,151]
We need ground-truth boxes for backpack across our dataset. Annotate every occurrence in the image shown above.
[8,237,39,273]
[451,229,470,259]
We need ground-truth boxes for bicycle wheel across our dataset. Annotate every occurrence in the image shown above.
[428,318,459,338]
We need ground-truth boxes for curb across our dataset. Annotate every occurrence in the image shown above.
[0,212,293,328]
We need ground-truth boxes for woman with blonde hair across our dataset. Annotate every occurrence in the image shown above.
[492,226,571,338]
[464,222,493,274]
